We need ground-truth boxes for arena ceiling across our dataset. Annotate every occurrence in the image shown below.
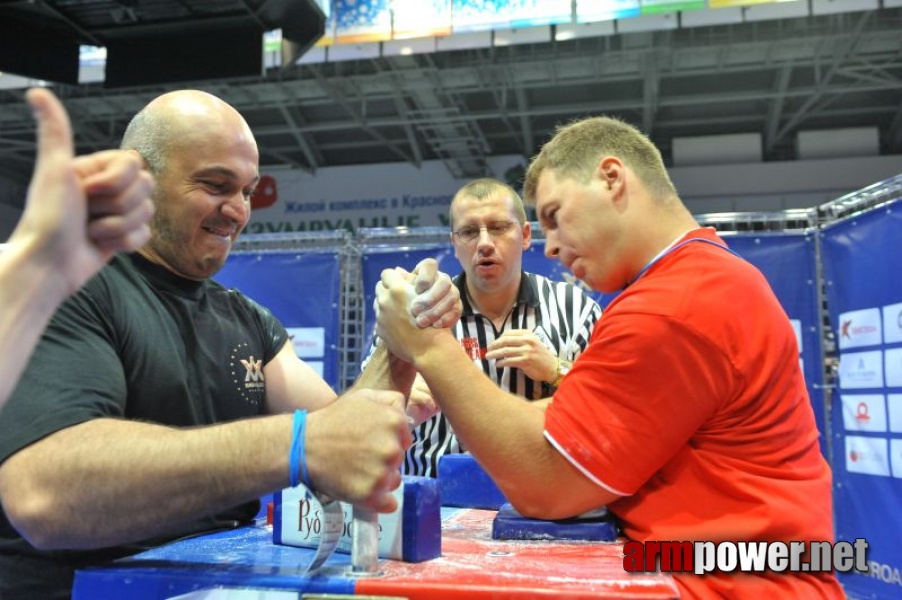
[0,2,900,211]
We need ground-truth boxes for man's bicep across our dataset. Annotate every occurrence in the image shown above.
[513,433,621,519]
[263,340,337,414]
[550,435,623,509]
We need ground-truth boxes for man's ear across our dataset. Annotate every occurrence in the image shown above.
[596,156,624,189]
[126,148,150,170]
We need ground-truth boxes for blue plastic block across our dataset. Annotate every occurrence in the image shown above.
[437,454,507,510]
[401,475,442,562]
[492,503,619,541]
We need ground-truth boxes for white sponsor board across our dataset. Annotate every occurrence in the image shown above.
[838,350,884,389]
[885,347,902,388]
[845,435,890,477]
[841,394,887,433]
[790,319,803,354]
[837,308,882,350]
[287,327,326,358]
[278,484,405,559]
[884,301,902,345]
[892,439,902,479]
[888,394,902,434]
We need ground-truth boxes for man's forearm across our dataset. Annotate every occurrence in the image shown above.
[412,336,571,505]
[0,244,70,406]
[412,335,545,470]
[354,341,416,397]
[412,334,618,518]
[0,416,292,550]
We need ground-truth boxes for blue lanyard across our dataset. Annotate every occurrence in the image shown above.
[627,237,741,287]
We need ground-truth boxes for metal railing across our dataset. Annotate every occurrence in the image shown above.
[817,174,902,224]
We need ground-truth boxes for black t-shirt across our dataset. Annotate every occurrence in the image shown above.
[0,253,289,599]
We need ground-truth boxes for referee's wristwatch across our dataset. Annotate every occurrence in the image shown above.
[550,358,572,388]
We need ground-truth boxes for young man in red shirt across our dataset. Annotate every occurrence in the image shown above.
[375,116,843,598]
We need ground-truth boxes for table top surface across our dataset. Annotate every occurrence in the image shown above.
[74,508,679,600]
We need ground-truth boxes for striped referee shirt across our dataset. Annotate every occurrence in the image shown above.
[401,271,602,477]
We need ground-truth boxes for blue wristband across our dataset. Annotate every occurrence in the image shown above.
[298,410,311,488]
[288,409,307,488]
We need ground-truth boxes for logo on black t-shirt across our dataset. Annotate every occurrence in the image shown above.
[230,343,266,406]
[240,356,264,383]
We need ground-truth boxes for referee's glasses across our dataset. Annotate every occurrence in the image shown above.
[452,220,517,243]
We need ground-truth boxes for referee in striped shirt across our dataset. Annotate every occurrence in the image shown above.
[399,178,602,477]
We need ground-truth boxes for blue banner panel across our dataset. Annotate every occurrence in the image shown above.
[821,202,902,597]
[725,233,828,456]
[215,252,342,390]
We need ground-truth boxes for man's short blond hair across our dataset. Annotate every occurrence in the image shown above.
[523,116,677,204]
[449,178,528,227]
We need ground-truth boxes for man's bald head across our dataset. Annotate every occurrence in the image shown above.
[121,90,256,175]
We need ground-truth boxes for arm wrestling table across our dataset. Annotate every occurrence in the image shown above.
[73,507,678,599]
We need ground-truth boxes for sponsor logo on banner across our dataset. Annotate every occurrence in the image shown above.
[892,439,902,479]
[885,348,902,388]
[838,308,882,350]
[845,435,890,477]
[867,558,902,589]
[287,327,325,358]
[884,302,902,345]
[841,395,887,432]
[838,350,884,389]
[889,395,902,434]
[790,319,803,354]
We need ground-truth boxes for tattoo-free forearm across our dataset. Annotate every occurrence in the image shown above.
[411,334,617,518]
[354,342,416,397]
[0,415,293,550]
[0,243,70,407]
